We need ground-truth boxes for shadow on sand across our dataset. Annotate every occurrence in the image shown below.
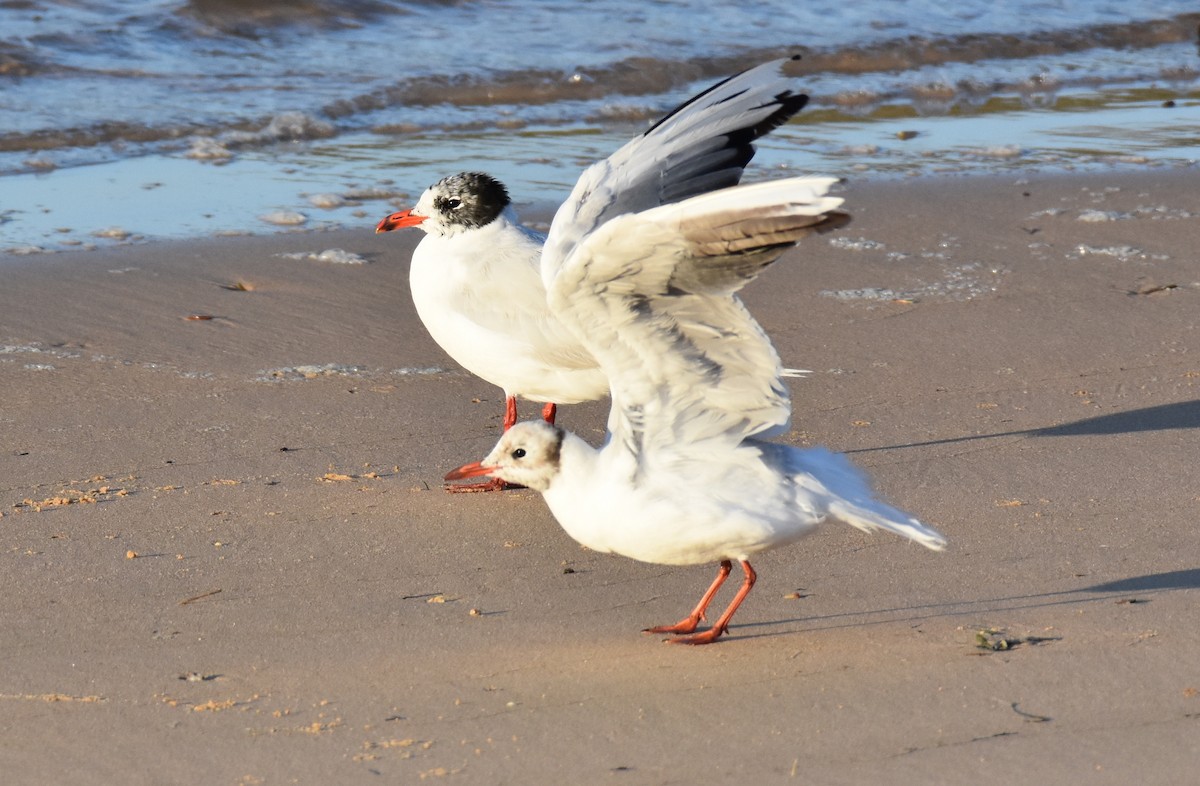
[847,399,1200,454]
[731,402,1200,641]
[737,567,1200,641]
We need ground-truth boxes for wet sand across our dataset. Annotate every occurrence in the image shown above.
[2,170,1199,783]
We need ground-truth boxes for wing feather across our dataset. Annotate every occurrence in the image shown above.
[547,177,848,461]
[542,57,809,290]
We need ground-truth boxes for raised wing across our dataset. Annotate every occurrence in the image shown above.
[542,57,809,290]
[547,177,849,461]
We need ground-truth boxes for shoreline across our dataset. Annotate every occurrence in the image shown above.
[3,168,1199,783]
[3,113,1197,255]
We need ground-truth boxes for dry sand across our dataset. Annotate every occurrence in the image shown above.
[2,170,1198,784]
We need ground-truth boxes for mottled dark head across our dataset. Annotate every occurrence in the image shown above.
[424,172,511,232]
[378,172,512,238]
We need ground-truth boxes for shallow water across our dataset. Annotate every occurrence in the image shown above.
[1,1,1197,252]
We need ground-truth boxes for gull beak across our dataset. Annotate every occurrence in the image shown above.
[444,461,496,481]
[375,209,427,233]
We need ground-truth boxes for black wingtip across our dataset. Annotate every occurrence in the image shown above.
[642,59,809,141]
[754,92,808,137]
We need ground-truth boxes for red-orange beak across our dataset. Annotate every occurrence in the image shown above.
[444,461,496,481]
[375,209,427,233]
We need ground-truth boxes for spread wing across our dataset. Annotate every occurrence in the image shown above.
[546,177,849,462]
[541,57,809,290]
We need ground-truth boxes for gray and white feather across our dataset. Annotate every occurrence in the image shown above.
[378,57,816,447]
[449,174,945,644]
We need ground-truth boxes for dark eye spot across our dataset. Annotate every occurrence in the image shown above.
[511,448,526,459]
[446,198,462,209]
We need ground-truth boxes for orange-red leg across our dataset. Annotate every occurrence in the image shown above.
[541,402,557,424]
[661,561,757,646]
[502,395,519,431]
[644,560,733,636]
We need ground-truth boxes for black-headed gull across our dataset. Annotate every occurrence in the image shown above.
[378,58,812,490]
[446,176,946,644]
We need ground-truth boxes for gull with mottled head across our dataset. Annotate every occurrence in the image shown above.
[378,57,814,490]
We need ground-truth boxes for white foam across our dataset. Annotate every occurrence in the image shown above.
[1075,244,1144,260]
[257,363,370,382]
[829,236,886,251]
[185,137,233,160]
[821,262,1004,303]
[93,226,132,239]
[1077,209,1129,222]
[308,193,348,209]
[278,248,367,265]
[342,187,401,200]
[973,145,1023,159]
[259,210,308,227]
[1133,205,1196,220]
[391,367,447,376]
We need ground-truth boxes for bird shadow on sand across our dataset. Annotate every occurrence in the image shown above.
[845,399,1200,455]
[722,402,1200,642]
[1084,568,1200,593]
[733,567,1200,642]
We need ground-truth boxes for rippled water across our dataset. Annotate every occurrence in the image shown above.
[1,0,1197,251]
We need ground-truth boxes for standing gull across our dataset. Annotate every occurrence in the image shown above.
[446,176,946,644]
[377,58,812,490]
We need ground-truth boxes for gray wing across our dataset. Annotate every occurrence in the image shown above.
[541,57,809,289]
[547,177,850,461]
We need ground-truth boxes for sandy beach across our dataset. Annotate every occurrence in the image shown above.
[2,169,1198,783]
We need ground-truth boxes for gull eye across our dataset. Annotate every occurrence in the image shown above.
[446,198,462,210]
[511,448,526,459]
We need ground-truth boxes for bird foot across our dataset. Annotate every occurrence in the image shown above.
[443,477,526,493]
[642,616,703,636]
[662,626,727,646]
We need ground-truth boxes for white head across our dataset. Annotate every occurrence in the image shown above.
[445,420,566,492]
[375,172,512,238]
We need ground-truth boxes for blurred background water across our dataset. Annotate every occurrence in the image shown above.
[1,0,1197,252]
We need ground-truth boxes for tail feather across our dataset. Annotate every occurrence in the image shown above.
[788,446,947,551]
[827,499,948,551]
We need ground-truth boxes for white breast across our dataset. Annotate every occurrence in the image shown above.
[408,217,607,403]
